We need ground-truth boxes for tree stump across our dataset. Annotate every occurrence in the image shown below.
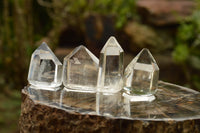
[19,81,200,133]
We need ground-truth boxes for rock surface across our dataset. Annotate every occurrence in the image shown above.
[137,0,195,26]
[123,21,174,53]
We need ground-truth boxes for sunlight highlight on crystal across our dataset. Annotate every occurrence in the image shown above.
[28,42,62,88]
[123,48,159,101]
[63,45,99,91]
[97,36,124,93]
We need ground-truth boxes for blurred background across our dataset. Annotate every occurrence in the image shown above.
[0,0,200,132]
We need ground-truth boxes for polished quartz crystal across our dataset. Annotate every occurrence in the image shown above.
[28,42,62,88]
[123,48,159,101]
[63,45,99,91]
[97,36,124,93]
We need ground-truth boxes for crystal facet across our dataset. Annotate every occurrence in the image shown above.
[123,48,159,101]
[28,42,62,88]
[63,45,99,91]
[97,36,124,93]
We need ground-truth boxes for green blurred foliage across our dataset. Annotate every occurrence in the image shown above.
[173,44,189,63]
[42,0,137,29]
[0,90,21,133]
[173,2,200,90]
[0,0,52,132]
[91,0,137,28]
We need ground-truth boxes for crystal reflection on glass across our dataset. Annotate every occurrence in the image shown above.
[28,42,62,89]
[96,92,122,117]
[62,45,99,92]
[97,36,124,93]
[123,96,158,119]
[60,88,96,114]
[27,85,61,103]
[123,48,159,102]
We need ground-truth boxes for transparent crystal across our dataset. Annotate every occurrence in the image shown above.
[63,45,99,91]
[97,36,124,93]
[123,48,159,101]
[28,42,62,88]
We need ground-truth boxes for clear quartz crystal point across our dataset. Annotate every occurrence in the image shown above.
[28,42,62,88]
[63,45,99,91]
[123,48,159,102]
[97,36,124,93]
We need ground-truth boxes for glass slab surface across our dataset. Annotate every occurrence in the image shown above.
[24,81,200,121]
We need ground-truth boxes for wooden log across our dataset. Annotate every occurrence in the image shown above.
[19,81,200,133]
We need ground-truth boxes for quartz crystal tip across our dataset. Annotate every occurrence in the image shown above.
[28,42,62,88]
[123,48,159,101]
[97,36,124,93]
[63,45,99,92]
[101,36,123,53]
